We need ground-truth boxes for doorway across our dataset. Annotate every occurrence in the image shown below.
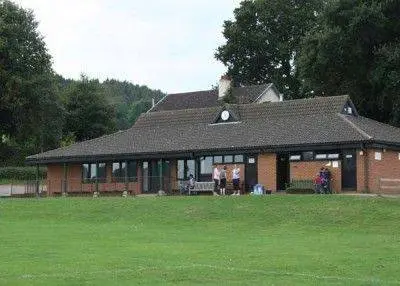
[342,150,357,190]
[245,155,257,192]
[276,154,290,191]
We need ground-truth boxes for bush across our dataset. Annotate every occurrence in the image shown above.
[0,167,47,180]
[285,187,315,194]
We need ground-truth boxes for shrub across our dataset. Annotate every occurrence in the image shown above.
[0,167,47,180]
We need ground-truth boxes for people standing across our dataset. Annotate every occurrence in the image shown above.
[212,164,220,196]
[232,164,240,195]
[219,165,227,196]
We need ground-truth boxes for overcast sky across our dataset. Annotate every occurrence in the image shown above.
[16,0,242,93]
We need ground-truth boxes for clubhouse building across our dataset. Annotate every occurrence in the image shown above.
[27,77,400,195]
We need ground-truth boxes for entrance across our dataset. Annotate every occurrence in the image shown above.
[276,154,290,191]
[142,160,162,193]
[245,155,257,192]
[342,150,357,190]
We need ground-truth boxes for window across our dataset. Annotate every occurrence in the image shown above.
[82,163,106,183]
[234,155,244,163]
[302,151,314,161]
[200,156,213,174]
[177,159,196,180]
[398,153,400,160]
[127,161,137,181]
[214,156,223,164]
[315,154,327,160]
[375,152,382,161]
[289,155,301,161]
[177,160,185,180]
[112,162,125,182]
[327,153,339,159]
[224,155,233,163]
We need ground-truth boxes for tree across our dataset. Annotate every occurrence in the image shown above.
[215,0,322,99]
[64,75,116,142]
[298,0,400,126]
[0,0,64,164]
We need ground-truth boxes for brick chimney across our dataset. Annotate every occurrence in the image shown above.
[218,75,231,99]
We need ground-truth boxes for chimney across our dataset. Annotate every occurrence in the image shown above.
[152,98,155,107]
[218,75,231,99]
[279,93,284,102]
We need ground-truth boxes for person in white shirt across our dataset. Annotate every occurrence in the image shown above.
[212,164,220,196]
[219,165,227,196]
[232,164,240,195]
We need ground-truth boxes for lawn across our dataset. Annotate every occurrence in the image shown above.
[0,195,399,285]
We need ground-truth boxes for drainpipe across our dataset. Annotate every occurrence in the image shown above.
[364,148,369,193]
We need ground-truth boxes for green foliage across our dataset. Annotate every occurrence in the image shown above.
[0,0,64,160]
[215,0,323,99]
[0,166,46,180]
[63,75,116,142]
[0,196,400,284]
[298,0,400,126]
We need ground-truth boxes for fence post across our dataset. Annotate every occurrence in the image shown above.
[35,164,40,198]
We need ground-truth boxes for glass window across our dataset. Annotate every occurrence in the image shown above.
[177,160,185,180]
[302,151,314,161]
[187,160,195,178]
[315,154,327,160]
[127,161,137,181]
[374,152,382,161]
[214,156,223,164]
[83,164,90,180]
[90,164,97,179]
[289,155,301,161]
[98,163,106,182]
[234,155,244,162]
[224,155,233,163]
[327,153,339,159]
[200,156,213,174]
[112,162,121,177]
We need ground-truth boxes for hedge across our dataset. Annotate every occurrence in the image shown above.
[0,167,47,180]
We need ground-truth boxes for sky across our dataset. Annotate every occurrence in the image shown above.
[16,0,242,93]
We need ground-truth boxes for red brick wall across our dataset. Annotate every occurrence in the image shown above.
[365,149,400,193]
[356,149,366,192]
[258,153,276,192]
[47,163,138,195]
[290,161,342,193]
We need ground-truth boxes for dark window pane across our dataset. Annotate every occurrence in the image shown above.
[224,155,233,163]
[128,161,137,181]
[234,155,243,162]
[82,164,90,180]
[98,163,106,182]
[214,156,223,163]
[302,151,314,161]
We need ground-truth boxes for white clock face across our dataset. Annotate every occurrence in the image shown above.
[221,110,230,121]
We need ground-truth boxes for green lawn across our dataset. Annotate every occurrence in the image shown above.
[0,196,399,285]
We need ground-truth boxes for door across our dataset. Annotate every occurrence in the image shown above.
[276,154,290,191]
[142,160,160,193]
[142,161,149,193]
[245,155,257,193]
[342,150,357,190]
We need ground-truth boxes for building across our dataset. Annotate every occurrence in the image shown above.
[26,78,400,195]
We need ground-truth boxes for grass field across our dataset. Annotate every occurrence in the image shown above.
[0,195,399,285]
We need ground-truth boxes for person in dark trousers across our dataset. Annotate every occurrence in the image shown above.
[323,168,332,194]
[314,172,323,194]
[212,164,220,196]
[219,165,227,196]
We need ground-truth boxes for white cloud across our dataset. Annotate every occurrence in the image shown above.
[16,0,241,93]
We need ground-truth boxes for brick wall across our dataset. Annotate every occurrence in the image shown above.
[258,153,276,192]
[356,149,366,192]
[290,161,342,193]
[364,149,400,193]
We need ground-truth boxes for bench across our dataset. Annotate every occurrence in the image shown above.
[286,179,315,194]
[189,181,215,195]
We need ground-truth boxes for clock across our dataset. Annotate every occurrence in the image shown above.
[221,110,230,121]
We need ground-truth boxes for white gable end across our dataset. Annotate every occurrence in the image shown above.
[256,85,281,103]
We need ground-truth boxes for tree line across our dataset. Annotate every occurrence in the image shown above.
[0,1,164,166]
[216,0,400,127]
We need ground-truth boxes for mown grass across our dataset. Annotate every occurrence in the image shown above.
[0,195,399,285]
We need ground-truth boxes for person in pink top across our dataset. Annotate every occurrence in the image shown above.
[212,164,220,196]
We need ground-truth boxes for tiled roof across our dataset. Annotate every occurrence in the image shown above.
[26,95,400,163]
[150,84,271,112]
